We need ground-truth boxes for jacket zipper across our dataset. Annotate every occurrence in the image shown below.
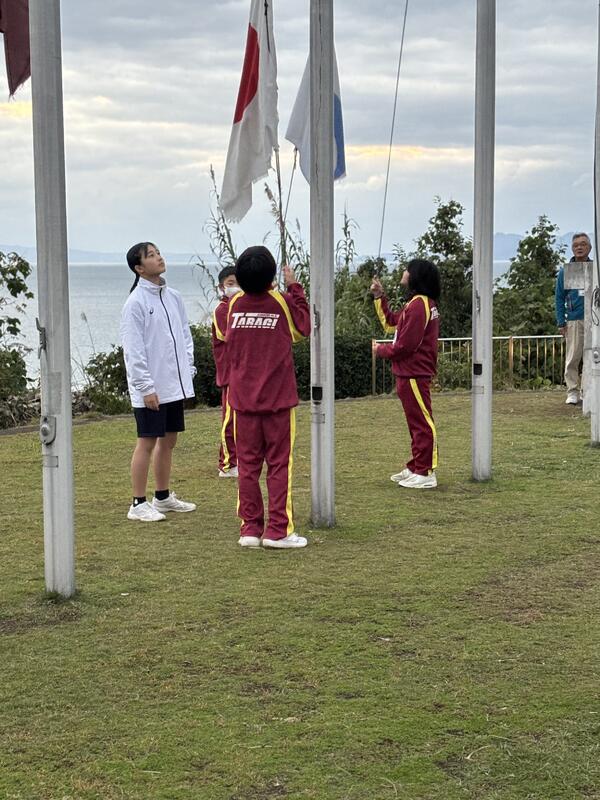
[159,287,187,399]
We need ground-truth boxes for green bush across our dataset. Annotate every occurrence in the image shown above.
[190,325,221,407]
[0,347,28,401]
[81,329,376,414]
[81,347,129,413]
[294,334,374,401]
[334,334,373,398]
[436,355,472,391]
[85,347,128,396]
[82,388,131,415]
[81,327,222,411]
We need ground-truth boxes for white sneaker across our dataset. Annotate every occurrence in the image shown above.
[398,472,437,489]
[262,533,308,549]
[565,391,579,405]
[218,466,239,478]
[239,535,262,548]
[152,492,196,513]
[391,468,413,483]
[127,501,166,522]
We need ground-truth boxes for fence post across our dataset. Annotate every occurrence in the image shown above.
[371,340,377,395]
[508,336,514,387]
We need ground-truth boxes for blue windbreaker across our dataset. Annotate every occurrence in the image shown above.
[555,260,585,326]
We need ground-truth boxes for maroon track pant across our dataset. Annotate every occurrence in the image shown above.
[234,408,296,541]
[219,387,237,472]
[396,377,438,476]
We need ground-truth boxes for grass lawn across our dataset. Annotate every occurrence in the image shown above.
[1,390,599,800]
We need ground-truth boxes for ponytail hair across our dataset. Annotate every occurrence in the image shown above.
[126,242,156,293]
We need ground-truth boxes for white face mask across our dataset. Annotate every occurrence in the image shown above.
[224,285,240,298]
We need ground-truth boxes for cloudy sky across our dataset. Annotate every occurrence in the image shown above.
[0,0,598,258]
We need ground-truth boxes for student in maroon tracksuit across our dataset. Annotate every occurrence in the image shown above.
[372,259,441,489]
[226,246,311,549]
[211,266,240,478]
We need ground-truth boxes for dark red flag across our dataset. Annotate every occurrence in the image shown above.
[233,24,259,125]
[0,0,30,97]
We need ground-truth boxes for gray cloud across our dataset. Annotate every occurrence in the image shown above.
[1,0,598,256]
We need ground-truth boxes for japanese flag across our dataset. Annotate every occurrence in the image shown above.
[220,0,279,222]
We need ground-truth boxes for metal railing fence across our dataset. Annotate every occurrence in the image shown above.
[371,335,566,395]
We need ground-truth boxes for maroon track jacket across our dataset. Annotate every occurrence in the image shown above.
[211,297,230,388]
[226,283,310,413]
[376,294,439,377]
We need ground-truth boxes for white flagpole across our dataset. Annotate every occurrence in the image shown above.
[472,0,496,480]
[29,0,75,596]
[309,0,335,526]
[592,0,600,445]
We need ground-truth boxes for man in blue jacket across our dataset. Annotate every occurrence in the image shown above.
[555,232,591,404]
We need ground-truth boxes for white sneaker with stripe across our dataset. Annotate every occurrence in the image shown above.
[390,468,413,483]
[127,501,166,522]
[262,533,308,549]
[398,472,437,489]
[239,536,262,548]
[152,492,196,513]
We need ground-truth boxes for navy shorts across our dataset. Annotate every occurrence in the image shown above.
[133,399,185,438]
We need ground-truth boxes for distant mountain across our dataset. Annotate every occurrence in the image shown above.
[2,232,583,265]
[0,244,212,265]
[494,232,578,262]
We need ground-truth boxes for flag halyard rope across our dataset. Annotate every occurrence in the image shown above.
[275,148,288,267]
[377,0,410,264]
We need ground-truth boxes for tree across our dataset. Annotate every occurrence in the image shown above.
[414,198,473,337]
[0,250,33,400]
[0,250,33,343]
[494,216,565,335]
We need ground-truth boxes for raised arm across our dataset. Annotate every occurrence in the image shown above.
[282,265,311,340]
[371,277,400,333]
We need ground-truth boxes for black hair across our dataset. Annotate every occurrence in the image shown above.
[406,258,441,302]
[126,242,156,293]
[235,246,277,295]
[218,265,237,285]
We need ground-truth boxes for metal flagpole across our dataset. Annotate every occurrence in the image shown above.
[472,0,496,480]
[592,0,600,445]
[29,0,76,596]
[309,0,335,526]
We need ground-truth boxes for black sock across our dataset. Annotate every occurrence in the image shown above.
[155,489,169,501]
[133,496,146,506]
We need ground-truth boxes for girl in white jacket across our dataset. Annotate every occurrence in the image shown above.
[120,242,197,522]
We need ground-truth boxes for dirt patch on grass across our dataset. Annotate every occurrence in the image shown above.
[435,753,467,779]
[0,605,80,635]
[335,689,365,699]
[230,781,288,799]
[462,552,600,626]
[239,681,279,697]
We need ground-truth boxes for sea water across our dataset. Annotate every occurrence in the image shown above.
[16,262,218,384]
[13,260,511,385]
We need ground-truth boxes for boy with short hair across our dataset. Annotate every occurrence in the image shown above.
[226,246,310,549]
[211,265,240,477]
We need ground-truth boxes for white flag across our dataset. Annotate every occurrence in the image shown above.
[220,0,279,222]
[285,50,346,183]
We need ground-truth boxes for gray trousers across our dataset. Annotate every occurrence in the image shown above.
[564,319,584,393]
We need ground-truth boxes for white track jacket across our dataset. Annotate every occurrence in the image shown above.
[120,277,196,408]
